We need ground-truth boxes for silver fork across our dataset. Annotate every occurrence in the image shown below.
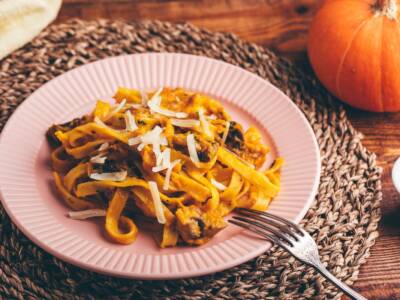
[229,208,367,300]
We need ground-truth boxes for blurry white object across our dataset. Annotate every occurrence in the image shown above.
[392,157,400,193]
[0,0,62,60]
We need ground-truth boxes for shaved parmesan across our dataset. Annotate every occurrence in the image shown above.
[152,165,166,173]
[98,142,109,151]
[90,154,107,164]
[94,116,107,127]
[105,99,126,121]
[221,121,230,145]
[130,126,169,172]
[89,170,127,182]
[206,114,217,120]
[160,136,168,146]
[211,178,227,191]
[140,125,163,145]
[68,209,107,220]
[147,88,188,119]
[137,143,146,152]
[136,125,166,155]
[171,118,200,128]
[187,134,200,164]
[149,103,188,118]
[128,125,165,147]
[124,110,138,131]
[154,146,163,166]
[152,148,171,172]
[148,181,166,224]
[128,136,141,146]
[175,112,188,118]
[151,88,163,100]
[94,117,124,133]
[162,148,171,167]
[163,159,180,190]
[198,109,213,138]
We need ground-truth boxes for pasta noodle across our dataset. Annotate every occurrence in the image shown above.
[47,87,283,247]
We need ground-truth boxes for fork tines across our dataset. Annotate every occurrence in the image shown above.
[228,208,304,248]
[229,208,368,300]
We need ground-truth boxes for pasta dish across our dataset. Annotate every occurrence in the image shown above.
[46,87,283,247]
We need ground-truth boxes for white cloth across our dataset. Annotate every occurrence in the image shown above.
[0,0,62,60]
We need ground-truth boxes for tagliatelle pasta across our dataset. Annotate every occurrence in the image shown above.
[46,87,283,247]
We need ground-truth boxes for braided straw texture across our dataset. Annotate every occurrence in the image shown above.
[0,20,381,300]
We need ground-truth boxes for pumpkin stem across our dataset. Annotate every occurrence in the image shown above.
[375,0,398,20]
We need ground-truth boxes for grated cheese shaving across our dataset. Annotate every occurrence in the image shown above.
[149,103,188,118]
[171,118,200,128]
[152,148,171,172]
[153,146,163,166]
[211,178,227,191]
[175,112,188,119]
[104,99,126,121]
[148,181,166,224]
[147,88,188,119]
[163,159,180,190]
[127,103,143,110]
[89,170,127,182]
[130,126,168,170]
[124,110,138,131]
[98,142,109,151]
[187,133,200,164]
[198,108,213,138]
[136,125,167,157]
[128,136,141,146]
[160,136,168,145]
[94,116,107,127]
[137,143,146,152]
[139,125,163,145]
[161,148,171,168]
[94,117,124,133]
[68,209,107,220]
[152,165,166,173]
[221,121,230,145]
[151,88,164,100]
[90,154,107,164]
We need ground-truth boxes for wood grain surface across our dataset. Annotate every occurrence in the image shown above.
[57,1,400,299]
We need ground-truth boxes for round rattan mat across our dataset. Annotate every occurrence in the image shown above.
[0,20,381,300]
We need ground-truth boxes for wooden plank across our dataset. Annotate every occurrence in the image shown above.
[56,1,400,299]
[58,0,319,63]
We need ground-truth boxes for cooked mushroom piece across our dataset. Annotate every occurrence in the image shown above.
[175,205,226,245]
[224,121,244,150]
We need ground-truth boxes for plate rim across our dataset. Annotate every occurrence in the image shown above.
[0,53,321,279]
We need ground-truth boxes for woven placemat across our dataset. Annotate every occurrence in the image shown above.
[0,20,382,300]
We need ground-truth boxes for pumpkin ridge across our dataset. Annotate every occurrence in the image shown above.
[335,17,372,99]
[379,17,385,111]
[379,18,400,111]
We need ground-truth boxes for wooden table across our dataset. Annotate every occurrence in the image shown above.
[57,1,400,299]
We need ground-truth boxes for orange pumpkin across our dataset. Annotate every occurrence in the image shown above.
[308,0,400,112]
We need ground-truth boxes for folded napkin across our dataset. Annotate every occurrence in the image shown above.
[0,0,61,60]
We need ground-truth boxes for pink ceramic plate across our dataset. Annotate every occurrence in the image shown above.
[0,53,320,279]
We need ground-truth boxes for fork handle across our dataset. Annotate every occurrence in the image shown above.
[315,265,367,300]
